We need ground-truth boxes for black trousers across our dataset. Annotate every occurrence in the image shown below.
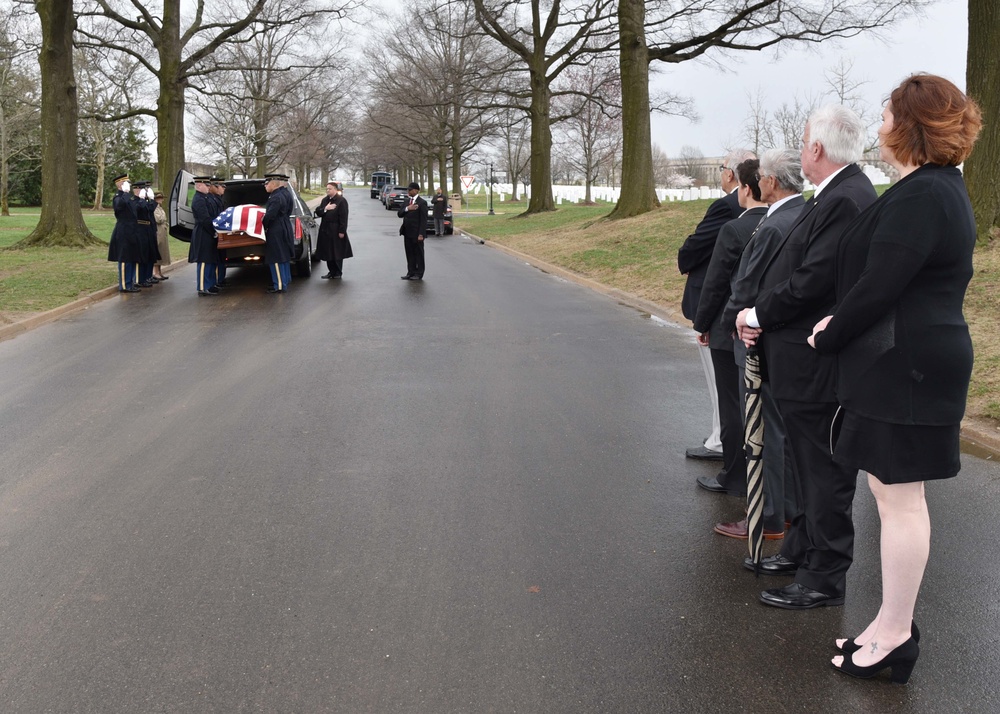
[711,348,747,495]
[326,259,343,275]
[404,236,424,277]
[776,398,858,598]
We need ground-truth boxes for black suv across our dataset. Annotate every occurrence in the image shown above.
[168,170,317,277]
[384,186,410,211]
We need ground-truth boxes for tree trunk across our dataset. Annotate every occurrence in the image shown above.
[965,0,1000,244]
[608,0,659,220]
[92,133,106,210]
[451,101,463,201]
[18,0,100,247]
[438,150,447,194]
[0,100,9,216]
[156,1,185,190]
[525,67,554,214]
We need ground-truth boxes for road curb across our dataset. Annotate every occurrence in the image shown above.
[460,228,1000,461]
[0,259,188,344]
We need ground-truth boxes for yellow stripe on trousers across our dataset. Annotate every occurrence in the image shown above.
[274,264,283,290]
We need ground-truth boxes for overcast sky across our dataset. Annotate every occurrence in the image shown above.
[649,0,968,157]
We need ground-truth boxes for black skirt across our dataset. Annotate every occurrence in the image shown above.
[833,409,961,484]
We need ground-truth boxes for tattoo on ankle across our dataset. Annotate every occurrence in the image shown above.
[870,641,878,654]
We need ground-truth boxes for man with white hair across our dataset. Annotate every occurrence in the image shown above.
[736,106,877,610]
[678,148,755,490]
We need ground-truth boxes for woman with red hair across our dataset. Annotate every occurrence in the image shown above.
[809,74,982,683]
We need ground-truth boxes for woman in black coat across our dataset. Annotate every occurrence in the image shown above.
[315,181,353,279]
[809,74,981,684]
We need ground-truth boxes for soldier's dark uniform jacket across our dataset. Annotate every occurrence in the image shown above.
[188,190,219,264]
[262,184,295,263]
[107,189,141,263]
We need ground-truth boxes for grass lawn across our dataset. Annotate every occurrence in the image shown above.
[457,197,1000,425]
[0,209,188,322]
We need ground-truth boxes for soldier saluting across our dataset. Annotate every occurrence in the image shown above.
[107,172,142,293]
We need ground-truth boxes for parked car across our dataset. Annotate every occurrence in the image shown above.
[384,186,410,211]
[370,171,392,199]
[168,170,317,277]
[379,183,393,205]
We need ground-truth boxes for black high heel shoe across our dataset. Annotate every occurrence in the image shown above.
[833,637,919,684]
[838,621,920,655]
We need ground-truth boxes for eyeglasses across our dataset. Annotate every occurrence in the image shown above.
[755,173,772,182]
[719,165,729,171]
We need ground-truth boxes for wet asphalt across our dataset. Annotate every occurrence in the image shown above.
[0,189,997,712]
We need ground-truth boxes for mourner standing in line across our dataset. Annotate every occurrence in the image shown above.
[431,186,447,236]
[108,173,141,293]
[398,181,427,280]
[262,173,294,293]
[315,181,353,280]
[210,177,229,287]
[188,176,219,296]
[152,191,170,280]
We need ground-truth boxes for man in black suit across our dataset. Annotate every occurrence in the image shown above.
[715,149,805,544]
[678,149,754,480]
[737,106,877,609]
[692,158,767,505]
[398,181,428,280]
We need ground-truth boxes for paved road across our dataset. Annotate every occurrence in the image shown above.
[0,189,997,712]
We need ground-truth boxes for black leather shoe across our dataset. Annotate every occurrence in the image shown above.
[744,553,798,575]
[759,582,844,610]
[696,475,726,493]
[120,287,141,293]
[686,445,725,461]
[265,287,285,293]
[197,290,215,296]
[208,287,220,294]
[321,273,333,279]
[401,275,413,280]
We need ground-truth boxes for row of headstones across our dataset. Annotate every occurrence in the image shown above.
[457,167,891,205]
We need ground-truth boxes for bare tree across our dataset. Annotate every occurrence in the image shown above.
[966,0,1000,243]
[491,105,530,201]
[471,0,618,214]
[0,4,40,217]
[611,0,930,219]
[75,0,355,187]
[17,0,101,248]
[554,57,621,203]
[739,87,776,156]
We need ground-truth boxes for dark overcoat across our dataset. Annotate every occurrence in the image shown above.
[813,164,975,425]
[677,190,742,321]
[107,190,141,263]
[188,191,219,263]
[263,185,295,263]
[315,194,353,262]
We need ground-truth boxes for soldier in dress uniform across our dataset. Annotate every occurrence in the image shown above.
[262,173,294,293]
[188,176,219,296]
[210,176,229,287]
[107,173,142,292]
[133,181,160,287]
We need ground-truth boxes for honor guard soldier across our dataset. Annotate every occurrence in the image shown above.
[262,173,294,293]
[188,176,220,295]
[133,181,160,287]
[108,173,142,292]
[210,176,229,287]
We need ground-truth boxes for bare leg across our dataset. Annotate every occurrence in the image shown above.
[834,474,928,668]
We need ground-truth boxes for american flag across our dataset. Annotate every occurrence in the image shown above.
[213,204,266,239]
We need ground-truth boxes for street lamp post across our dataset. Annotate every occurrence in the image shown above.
[488,163,495,215]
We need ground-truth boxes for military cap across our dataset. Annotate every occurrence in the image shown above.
[263,173,290,182]
[112,173,129,183]
[193,175,212,183]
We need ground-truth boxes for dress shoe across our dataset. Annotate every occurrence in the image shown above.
[208,287,220,294]
[696,475,726,493]
[138,281,153,288]
[713,518,784,540]
[839,622,920,655]
[759,582,844,610]
[833,637,919,684]
[197,290,215,296]
[156,275,169,280]
[401,275,414,280]
[148,277,160,283]
[120,287,141,293]
[265,287,286,293]
[330,274,342,279]
[321,273,333,279]
[686,445,724,461]
[743,553,798,575]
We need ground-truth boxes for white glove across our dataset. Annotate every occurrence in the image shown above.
[139,188,147,199]
[121,181,130,193]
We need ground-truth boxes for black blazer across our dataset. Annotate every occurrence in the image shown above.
[754,164,877,402]
[693,206,768,350]
[677,190,742,320]
[813,164,975,425]
[398,196,428,239]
